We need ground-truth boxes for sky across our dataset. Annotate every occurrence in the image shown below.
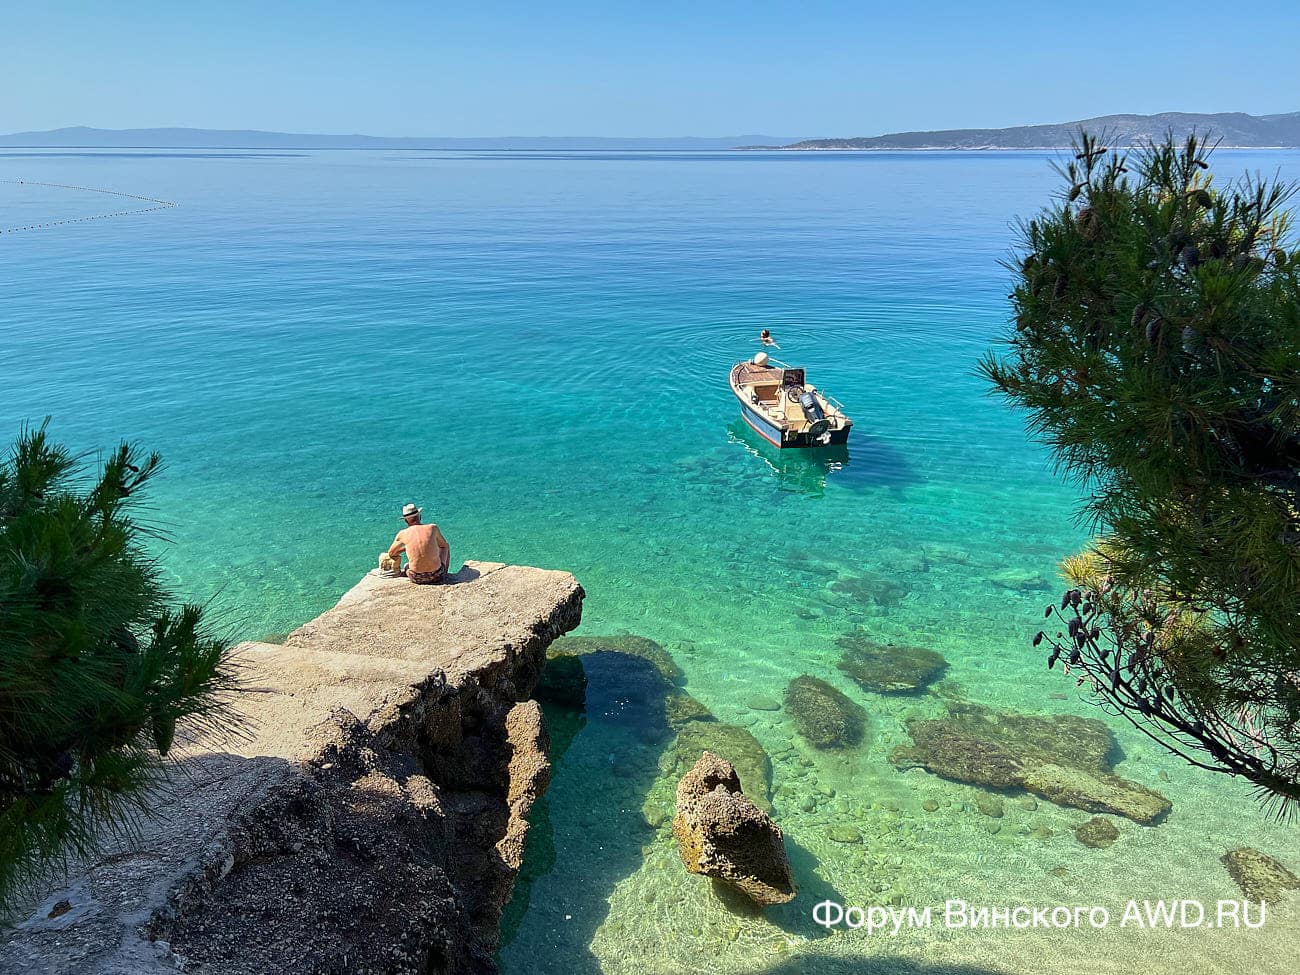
[3,1,1296,138]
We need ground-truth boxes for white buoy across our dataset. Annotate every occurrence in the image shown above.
[753,351,770,366]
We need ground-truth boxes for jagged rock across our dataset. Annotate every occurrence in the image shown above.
[674,719,773,811]
[835,633,948,694]
[784,675,867,748]
[547,633,683,681]
[1221,847,1300,902]
[1075,816,1120,849]
[889,702,1171,824]
[672,752,795,906]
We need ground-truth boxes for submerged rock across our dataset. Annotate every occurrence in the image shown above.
[975,794,1005,819]
[1074,816,1120,849]
[988,567,1053,592]
[828,572,910,607]
[672,752,795,906]
[535,652,587,709]
[548,633,683,682]
[1221,847,1300,903]
[675,719,773,812]
[784,675,867,749]
[835,632,948,694]
[665,689,714,730]
[889,702,1171,824]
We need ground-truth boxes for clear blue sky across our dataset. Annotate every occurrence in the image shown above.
[5,1,1296,137]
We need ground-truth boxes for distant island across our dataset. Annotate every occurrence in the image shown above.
[0,126,801,151]
[744,111,1300,150]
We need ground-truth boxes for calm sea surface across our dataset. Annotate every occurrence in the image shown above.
[3,149,1299,973]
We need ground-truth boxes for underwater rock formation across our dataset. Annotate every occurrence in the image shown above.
[547,633,683,681]
[1,563,583,975]
[827,571,910,607]
[835,632,948,694]
[889,702,1171,824]
[784,675,867,748]
[535,652,587,709]
[1221,847,1300,903]
[1074,816,1120,849]
[674,719,773,812]
[988,567,1053,591]
[672,752,795,906]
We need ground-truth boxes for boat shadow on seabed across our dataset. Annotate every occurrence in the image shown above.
[726,420,918,497]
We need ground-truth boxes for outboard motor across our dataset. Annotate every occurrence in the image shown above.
[799,390,826,422]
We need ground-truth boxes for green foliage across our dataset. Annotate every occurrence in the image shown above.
[981,132,1300,813]
[0,422,235,911]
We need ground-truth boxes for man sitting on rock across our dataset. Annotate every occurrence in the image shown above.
[383,503,451,584]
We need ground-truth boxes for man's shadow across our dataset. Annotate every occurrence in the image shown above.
[441,564,482,586]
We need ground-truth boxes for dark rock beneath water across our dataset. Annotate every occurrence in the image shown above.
[673,752,795,906]
[665,689,714,729]
[784,675,867,749]
[835,632,948,694]
[828,572,910,607]
[989,568,1053,592]
[548,634,683,681]
[1221,847,1300,903]
[889,702,1171,824]
[675,720,772,812]
[1074,816,1120,849]
[535,653,587,709]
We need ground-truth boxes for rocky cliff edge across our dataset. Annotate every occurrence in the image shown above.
[1,561,584,975]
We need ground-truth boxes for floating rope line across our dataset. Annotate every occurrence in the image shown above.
[0,178,178,235]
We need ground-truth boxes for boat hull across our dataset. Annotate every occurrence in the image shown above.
[737,396,852,448]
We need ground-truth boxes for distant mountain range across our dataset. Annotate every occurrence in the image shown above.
[0,126,800,150]
[756,112,1300,150]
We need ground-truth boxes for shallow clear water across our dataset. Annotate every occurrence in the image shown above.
[3,148,1299,973]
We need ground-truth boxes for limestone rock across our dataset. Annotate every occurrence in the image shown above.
[1221,847,1300,903]
[784,675,867,749]
[1,562,584,975]
[889,702,1171,824]
[672,752,795,906]
[836,632,948,694]
[1074,816,1120,849]
[674,720,773,811]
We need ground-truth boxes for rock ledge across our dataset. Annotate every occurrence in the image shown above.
[1,561,583,975]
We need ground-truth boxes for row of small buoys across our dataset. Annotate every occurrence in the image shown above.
[0,178,178,234]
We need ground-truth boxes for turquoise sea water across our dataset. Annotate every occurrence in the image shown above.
[4,149,1299,974]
